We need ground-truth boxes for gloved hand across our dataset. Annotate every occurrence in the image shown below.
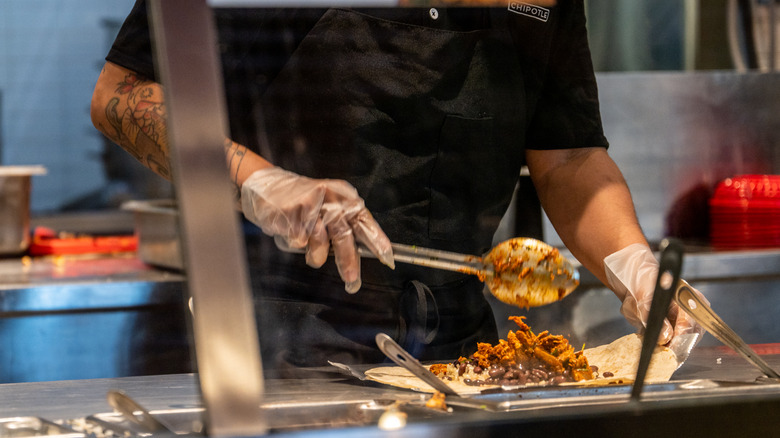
[604,243,707,346]
[240,166,394,293]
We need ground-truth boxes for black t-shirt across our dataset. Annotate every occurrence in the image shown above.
[105,1,610,370]
[107,1,608,154]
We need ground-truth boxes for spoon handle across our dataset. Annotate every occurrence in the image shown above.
[276,238,489,276]
[384,243,488,277]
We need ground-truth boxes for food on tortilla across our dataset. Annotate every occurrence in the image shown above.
[430,316,594,387]
[365,319,680,394]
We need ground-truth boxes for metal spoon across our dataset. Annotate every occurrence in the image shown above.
[279,237,580,308]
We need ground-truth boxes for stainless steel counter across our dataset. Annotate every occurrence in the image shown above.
[0,254,190,383]
[1,346,779,437]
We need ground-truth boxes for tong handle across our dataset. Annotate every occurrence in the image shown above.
[375,333,459,396]
[675,281,780,379]
[631,239,684,401]
[107,390,174,434]
[275,237,487,276]
[388,243,487,276]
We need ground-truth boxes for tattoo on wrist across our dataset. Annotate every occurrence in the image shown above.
[224,139,247,186]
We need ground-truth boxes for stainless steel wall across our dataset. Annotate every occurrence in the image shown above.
[545,71,780,246]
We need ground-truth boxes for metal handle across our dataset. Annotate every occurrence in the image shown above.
[675,280,780,379]
[375,333,459,396]
[275,237,487,276]
[106,390,175,434]
[631,238,684,401]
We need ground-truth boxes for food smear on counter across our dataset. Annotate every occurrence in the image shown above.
[424,392,450,412]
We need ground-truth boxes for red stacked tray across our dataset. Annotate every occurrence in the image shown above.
[709,174,780,249]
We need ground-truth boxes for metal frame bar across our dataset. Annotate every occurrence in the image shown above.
[147,0,266,435]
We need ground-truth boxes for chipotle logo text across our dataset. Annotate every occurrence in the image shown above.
[508,2,550,22]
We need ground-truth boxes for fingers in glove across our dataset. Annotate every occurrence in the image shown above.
[622,294,674,345]
[670,302,705,340]
[286,187,327,248]
[658,319,674,345]
[329,218,362,293]
[305,219,329,268]
[351,209,394,269]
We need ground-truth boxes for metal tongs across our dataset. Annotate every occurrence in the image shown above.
[632,239,780,401]
[674,280,780,381]
[278,237,580,308]
[631,239,685,400]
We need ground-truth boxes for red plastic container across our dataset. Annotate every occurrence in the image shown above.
[709,175,780,249]
[28,226,138,256]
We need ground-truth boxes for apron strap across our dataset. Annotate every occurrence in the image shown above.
[399,280,441,355]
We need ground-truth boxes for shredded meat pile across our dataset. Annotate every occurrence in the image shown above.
[431,316,594,386]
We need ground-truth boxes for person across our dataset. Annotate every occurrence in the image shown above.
[91,1,704,377]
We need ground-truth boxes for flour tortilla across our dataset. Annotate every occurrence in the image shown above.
[364,366,486,395]
[365,333,679,394]
[583,333,678,383]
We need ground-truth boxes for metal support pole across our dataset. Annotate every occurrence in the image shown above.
[148,0,267,435]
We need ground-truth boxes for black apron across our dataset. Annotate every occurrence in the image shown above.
[247,8,527,377]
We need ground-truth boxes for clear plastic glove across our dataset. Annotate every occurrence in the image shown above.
[240,166,394,293]
[604,243,707,346]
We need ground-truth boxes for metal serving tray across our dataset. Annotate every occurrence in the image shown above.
[78,398,449,435]
[446,379,780,412]
[121,199,182,270]
[0,166,46,256]
[0,417,83,438]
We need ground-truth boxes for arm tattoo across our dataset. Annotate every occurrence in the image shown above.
[106,73,171,177]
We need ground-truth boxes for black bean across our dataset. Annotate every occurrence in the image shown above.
[549,375,566,385]
[488,367,504,378]
[473,366,483,374]
[590,365,599,374]
[458,363,467,376]
[603,371,614,378]
[532,369,549,380]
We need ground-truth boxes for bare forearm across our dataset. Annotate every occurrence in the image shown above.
[526,148,648,286]
[91,61,272,186]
